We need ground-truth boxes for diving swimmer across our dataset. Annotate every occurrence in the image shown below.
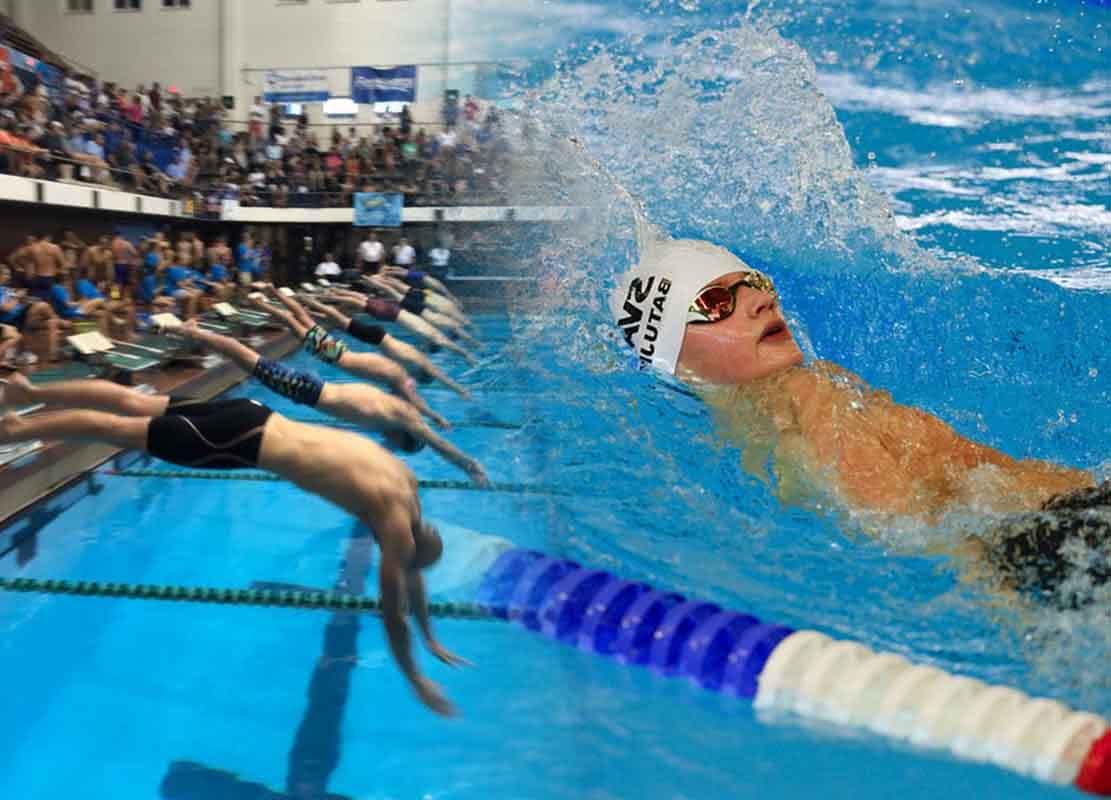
[0,378,469,715]
[163,322,488,485]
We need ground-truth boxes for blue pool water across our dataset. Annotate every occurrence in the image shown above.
[1,1,1110,797]
[0,311,1099,800]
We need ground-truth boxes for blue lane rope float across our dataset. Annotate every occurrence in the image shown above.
[6,547,1111,792]
[473,549,1111,795]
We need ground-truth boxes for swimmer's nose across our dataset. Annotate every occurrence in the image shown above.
[741,287,777,319]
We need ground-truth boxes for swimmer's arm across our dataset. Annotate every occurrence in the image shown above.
[381,336,471,398]
[248,296,309,338]
[365,276,403,301]
[378,521,455,716]
[404,415,489,486]
[301,295,350,326]
[407,570,472,667]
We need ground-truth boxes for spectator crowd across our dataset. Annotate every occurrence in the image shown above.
[1,37,513,210]
[0,225,449,369]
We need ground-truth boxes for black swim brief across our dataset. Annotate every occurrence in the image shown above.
[400,289,426,316]
[983,481,1111,606]
[147,398,273,469]
[29,275,55,301]
[347,317,386,346]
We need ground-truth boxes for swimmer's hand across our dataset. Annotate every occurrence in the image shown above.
[466,460,491,488]
[427,640,473,669]
[414,676,457,718]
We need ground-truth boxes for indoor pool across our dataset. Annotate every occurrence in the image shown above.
[2,2,1110,799]
[0,302,1107,799]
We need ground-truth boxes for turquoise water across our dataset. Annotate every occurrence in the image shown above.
[0,313,1097,800]
[2,1,1110,796]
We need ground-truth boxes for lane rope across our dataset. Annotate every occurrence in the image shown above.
[0,576,493,620]
[103,468,570,496]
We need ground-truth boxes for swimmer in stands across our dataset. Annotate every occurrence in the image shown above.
[613,236,1108,604]
[0,376,469,715]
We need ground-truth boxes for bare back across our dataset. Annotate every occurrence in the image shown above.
[713,362,1091,521]
[257,414,419,531]
[112,237,137,265]
[30,241,64,278]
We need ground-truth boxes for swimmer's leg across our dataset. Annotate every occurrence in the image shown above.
[0,408,149,450]
[422,275,459,305]
[0,372,170,416]
[399,311,478,365]
[424,310,481,348]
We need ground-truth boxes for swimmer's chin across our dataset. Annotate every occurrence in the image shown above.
[675,353,807,388]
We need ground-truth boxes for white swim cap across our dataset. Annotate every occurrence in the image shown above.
[612,238,761,374]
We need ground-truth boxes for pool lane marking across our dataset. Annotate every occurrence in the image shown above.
[284,521,372,796]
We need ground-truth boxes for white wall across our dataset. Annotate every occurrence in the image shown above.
[17,0,222,97]
[235,0,454,126]
[15,0,462,127]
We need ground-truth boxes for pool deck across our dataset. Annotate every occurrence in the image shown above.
[0,330,299,528]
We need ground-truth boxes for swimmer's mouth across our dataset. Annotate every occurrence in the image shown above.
[759,320,789,343]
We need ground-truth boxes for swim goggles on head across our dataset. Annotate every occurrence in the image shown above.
[687,271,777,325]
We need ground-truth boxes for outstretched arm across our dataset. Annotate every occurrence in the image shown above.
[337,351,449,429]
[264,284,316,329]
[376,514,456,717]
[381,335,471,398]
[301,294,351,328]
[246,295,310,338]
[326,289,371,314]
[397,311,478,366]
[362,275,405,301]
[399,412,489,486]
[177,319,261,373]
[407,570,471,667]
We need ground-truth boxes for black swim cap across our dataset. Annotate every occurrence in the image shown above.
[384,429,426,453]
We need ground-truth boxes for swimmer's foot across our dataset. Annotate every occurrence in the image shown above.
[0,372,35,407]
[0,411,27,444]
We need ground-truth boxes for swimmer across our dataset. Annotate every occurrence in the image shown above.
[325,287,479,365]
[381,264,462,308]
[0,281,63,363]
[27,233,65,301]
[110,231,139,293]
[249,285,449,429]
[0,379,469,715]
[362,274,480,345]
[613,237,1103,601]
[163,322,488,485]
[372,270,469,322]
[299,294,471,399]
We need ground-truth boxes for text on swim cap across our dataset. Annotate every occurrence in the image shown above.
[617,276,671,367]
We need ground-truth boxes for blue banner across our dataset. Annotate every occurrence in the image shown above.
[351,66,417,104]
[353,193,403,228]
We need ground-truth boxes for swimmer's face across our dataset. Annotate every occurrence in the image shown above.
[676,271,803,384]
